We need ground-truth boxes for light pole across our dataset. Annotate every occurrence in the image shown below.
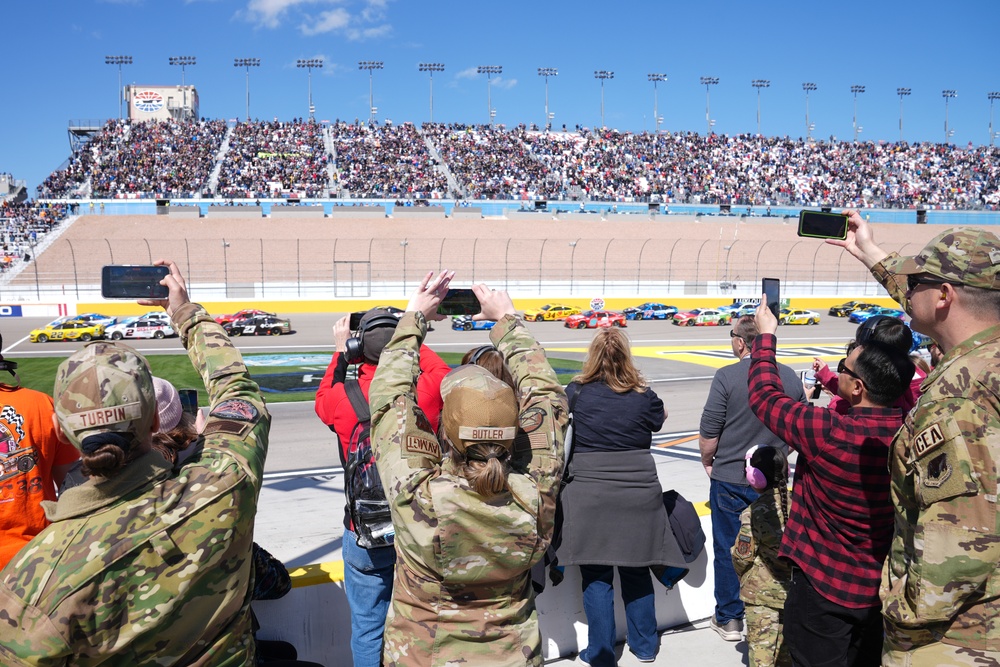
[752,79,770,135]
[105,55,132,120]
[802,82,816,139]
[942,89,957,144]
[418,63,444,123]
[648,73,667,134]
[594,70,614,128]
[851,84,865,141]
[701,76,719,136]
[296,58,323,120]
[169,56,196,120]
[400,240,408,291]
[234,58,260,121]
[897,87,911,142]
[538,67,558,130]
[477,65,502,126]
[569,240,579,294]
[359,61,384,124]
[990,92,1000,147]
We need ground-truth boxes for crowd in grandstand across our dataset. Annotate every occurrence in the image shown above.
[0,200,70,269]
[331,121,449,199]
[30,118,1000,209]
[215,119,329,199]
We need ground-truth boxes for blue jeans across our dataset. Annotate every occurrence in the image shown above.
[580,565,658,666]
[710,479,759,624]
[342,529,396,667]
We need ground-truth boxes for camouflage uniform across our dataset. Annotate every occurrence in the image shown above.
[369,311,568,667]
[872,232,1000,665]
[0,303,270,666]
[731,486,792,667]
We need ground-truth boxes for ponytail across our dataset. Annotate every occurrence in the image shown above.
[462,443,511,498]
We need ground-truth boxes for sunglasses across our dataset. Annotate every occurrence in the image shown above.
[906,274,951,292]
[837,358,863,382]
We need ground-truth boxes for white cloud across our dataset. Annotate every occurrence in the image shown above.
[346,23,391,40]
[494,77,517,90]
[242,0,392,38]
[455,67,478,80]
[301,7,350,35]
[244,0,327,29]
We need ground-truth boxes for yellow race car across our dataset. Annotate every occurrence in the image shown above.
[778,309,821,325]
[30,317,105,343]
[523,304,582,322]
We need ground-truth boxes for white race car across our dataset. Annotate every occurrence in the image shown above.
[105,318,176,340]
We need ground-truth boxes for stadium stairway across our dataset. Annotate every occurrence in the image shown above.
[205,124,235,196]
[417,125,466,199]
[323,126,341,198]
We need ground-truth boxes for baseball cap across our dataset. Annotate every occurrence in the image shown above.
[883,227,1000,290]
[53,341,156,450]
[153,377,182,433]
[440,365,518,454]
[360,308,400,364]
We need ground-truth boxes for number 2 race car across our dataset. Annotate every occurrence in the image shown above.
[451,315,496,331]
[224,315,292,336]
[105,317,177,340]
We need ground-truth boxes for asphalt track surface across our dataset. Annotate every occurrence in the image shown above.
[4,311,864,474]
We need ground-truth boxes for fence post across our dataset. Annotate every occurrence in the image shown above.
[538,238,548,295]
[65,239,80,299]
[636,238,651,294]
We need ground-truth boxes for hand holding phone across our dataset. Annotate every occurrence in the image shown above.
[797,210,848,240]
[436,288,481,317]
[102,265,170,299]
[178,389,198,416]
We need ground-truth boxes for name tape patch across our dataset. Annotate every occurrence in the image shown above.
[913,423,946,459]
[63,402,143,431]
[404,435,440,458]
[457,426,516,441]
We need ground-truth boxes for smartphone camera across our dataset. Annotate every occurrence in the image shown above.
[101,265,170,300]
[797,210,848,240]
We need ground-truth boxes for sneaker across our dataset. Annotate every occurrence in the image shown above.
[709,615,743,642]
[629,652,656,663]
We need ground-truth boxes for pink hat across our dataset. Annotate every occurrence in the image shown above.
[153,377,182,433]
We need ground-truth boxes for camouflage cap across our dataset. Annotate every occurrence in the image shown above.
[440,365,518,454]
[883,227,1000,290]
[53,341,156,450]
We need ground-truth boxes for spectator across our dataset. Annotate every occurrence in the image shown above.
[216,120,328,199]
[557,327,681,666]
[333,122,449,199]
[747,301,914,667]
[0,260,271,664]
[0,335,79,569]
[833,213,1000,665]
[698,315,805,642]
[314,309,449,667]
[369,274,568,667]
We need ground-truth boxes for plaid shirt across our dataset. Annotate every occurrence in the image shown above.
[748,333,903,609]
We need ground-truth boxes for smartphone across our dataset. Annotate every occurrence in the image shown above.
[101,265,170,299]
[178,389,198,416]
[349,311,366,331]
[798,210,848,240]
[437,288,480,317]
[762,278,780,319]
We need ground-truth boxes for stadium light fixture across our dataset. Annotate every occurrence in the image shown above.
[701,77,719,136]
[752,79,770,135]
[802,83,817,140]
[989,92,1000,147]
[477,66,503,126]
[896,88,911,142]
[538,68,558,130]
[234,58,261,122]
[418,63,445,123]
[942,90,957,145]
[594,71,614,129]
[851,84,865,142]
[648,74,667,134]
[359,61,384,124]
[168,56,197,85]
[105,55,132,120]
[296,58,324,120]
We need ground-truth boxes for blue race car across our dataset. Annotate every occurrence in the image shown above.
[848,306,907,324]
[452,315,496,331]
[622,302,679,320]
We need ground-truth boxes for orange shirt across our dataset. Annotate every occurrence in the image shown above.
[0,385,79,568]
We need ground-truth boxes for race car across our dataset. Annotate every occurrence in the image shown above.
[214,309,277,325]
[105,317,177,340]
[622,303,678,320]
[224,315,292,336]
[523,304,582,322]
[71,313,117,328]
[828,301,880,317]
[778,309,821,325]
[671,309,731,327]
[0,446,37,483]
[451,315,496,331]
[733,303,759,318]
[563,310,627,329]
[848,306,907,324]
[29,318,105,343]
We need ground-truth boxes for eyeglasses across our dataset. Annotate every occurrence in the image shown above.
[729,330,740,338]
[837,358,863,382]
[906,274,951,292]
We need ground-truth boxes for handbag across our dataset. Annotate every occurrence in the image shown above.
[560,382,582,487]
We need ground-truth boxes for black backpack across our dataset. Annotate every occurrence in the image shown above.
[344,380,395,549]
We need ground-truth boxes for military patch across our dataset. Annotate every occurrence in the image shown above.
[923,452,952,488]
[519,407,545,434]
[404,434,440,458]
[210,399,259,422]
[913,423,946,458]
[203,419,251,438]
[528,431,548,450]
[736,534,752,559]
[413,407,433,435]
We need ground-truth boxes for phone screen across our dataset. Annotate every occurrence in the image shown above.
[762,278,780,319]
[101,265,170,299]
[437,288,480,316]
[798,210,848,239]
[178,389,198,416]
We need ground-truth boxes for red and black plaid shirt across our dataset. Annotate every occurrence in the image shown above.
[748,334,902,609]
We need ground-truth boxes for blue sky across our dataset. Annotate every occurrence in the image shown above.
[2,0,998,194]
